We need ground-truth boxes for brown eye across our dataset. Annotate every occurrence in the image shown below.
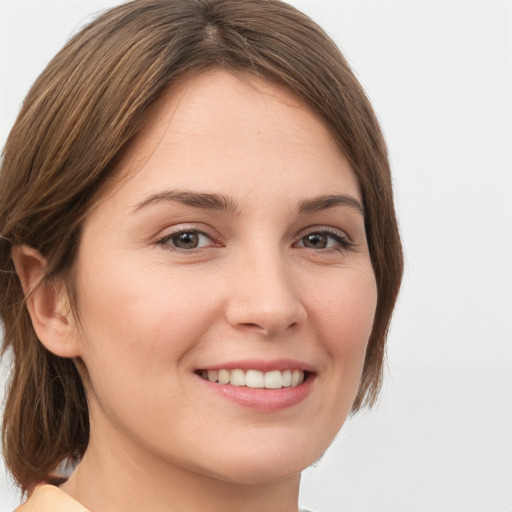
[158,230,213,251]
[302,233,328,249]
[171,232,200,249]
[295,230,353,251]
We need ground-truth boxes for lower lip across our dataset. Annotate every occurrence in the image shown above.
[197,374,315,412]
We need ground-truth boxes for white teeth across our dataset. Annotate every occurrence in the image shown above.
[291,369,301,387]
[218,369,230,384]
[264,370,283,389]
[230,369,246,386]
[246,370,264,388]
[200,369,306,389]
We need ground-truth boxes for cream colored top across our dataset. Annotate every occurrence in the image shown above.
[16,484,315,512]
[16,484,90,512]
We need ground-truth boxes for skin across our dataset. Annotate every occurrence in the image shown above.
[14,70,377,512]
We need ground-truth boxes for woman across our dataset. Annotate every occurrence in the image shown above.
[0,1,403,510]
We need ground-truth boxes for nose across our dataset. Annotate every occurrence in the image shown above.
[224,250,307,337]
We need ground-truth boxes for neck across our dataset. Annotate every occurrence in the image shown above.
[59,427,301,512]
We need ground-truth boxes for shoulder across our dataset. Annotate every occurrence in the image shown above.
[16,484,90,512]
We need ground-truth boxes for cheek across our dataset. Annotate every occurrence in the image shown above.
[311,268,377,355]
[73,257,222,381]
[72,258,226,434]
[298,266,377,449]
[308,266,377,414]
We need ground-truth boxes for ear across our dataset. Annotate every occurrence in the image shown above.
[11,245,81,358]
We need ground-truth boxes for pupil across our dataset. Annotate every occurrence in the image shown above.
[174,232,198,249]
[304,233,327,248]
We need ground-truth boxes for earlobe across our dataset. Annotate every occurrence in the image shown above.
[11,245,81,358]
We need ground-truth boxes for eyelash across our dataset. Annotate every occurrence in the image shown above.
[154,227,354,253]
[155,227,216,253]
[293,228,354,252]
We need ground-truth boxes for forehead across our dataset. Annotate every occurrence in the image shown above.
[103,69,360,207]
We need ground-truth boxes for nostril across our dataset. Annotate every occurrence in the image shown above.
[238,321,299,335]
[241,322,263,329]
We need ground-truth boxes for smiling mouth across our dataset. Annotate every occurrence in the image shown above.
[196,369,308,389]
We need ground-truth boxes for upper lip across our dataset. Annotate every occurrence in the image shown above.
[198,359,315,373]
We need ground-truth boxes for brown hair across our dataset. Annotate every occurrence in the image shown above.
[0,0,403,491]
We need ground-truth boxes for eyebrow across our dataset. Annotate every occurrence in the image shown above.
[298,194,365,217]
[132,190,364,217]
[132,190,241,214]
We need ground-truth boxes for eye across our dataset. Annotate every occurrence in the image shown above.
[156,229,214,251]
[294,229,353,251]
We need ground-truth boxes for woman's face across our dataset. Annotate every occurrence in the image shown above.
[71,70,377,483]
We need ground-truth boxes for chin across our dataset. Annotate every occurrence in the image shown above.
[201,456,307,485]
[188,427,337,485]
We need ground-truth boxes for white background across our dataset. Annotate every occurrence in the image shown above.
[1,1,511,511]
